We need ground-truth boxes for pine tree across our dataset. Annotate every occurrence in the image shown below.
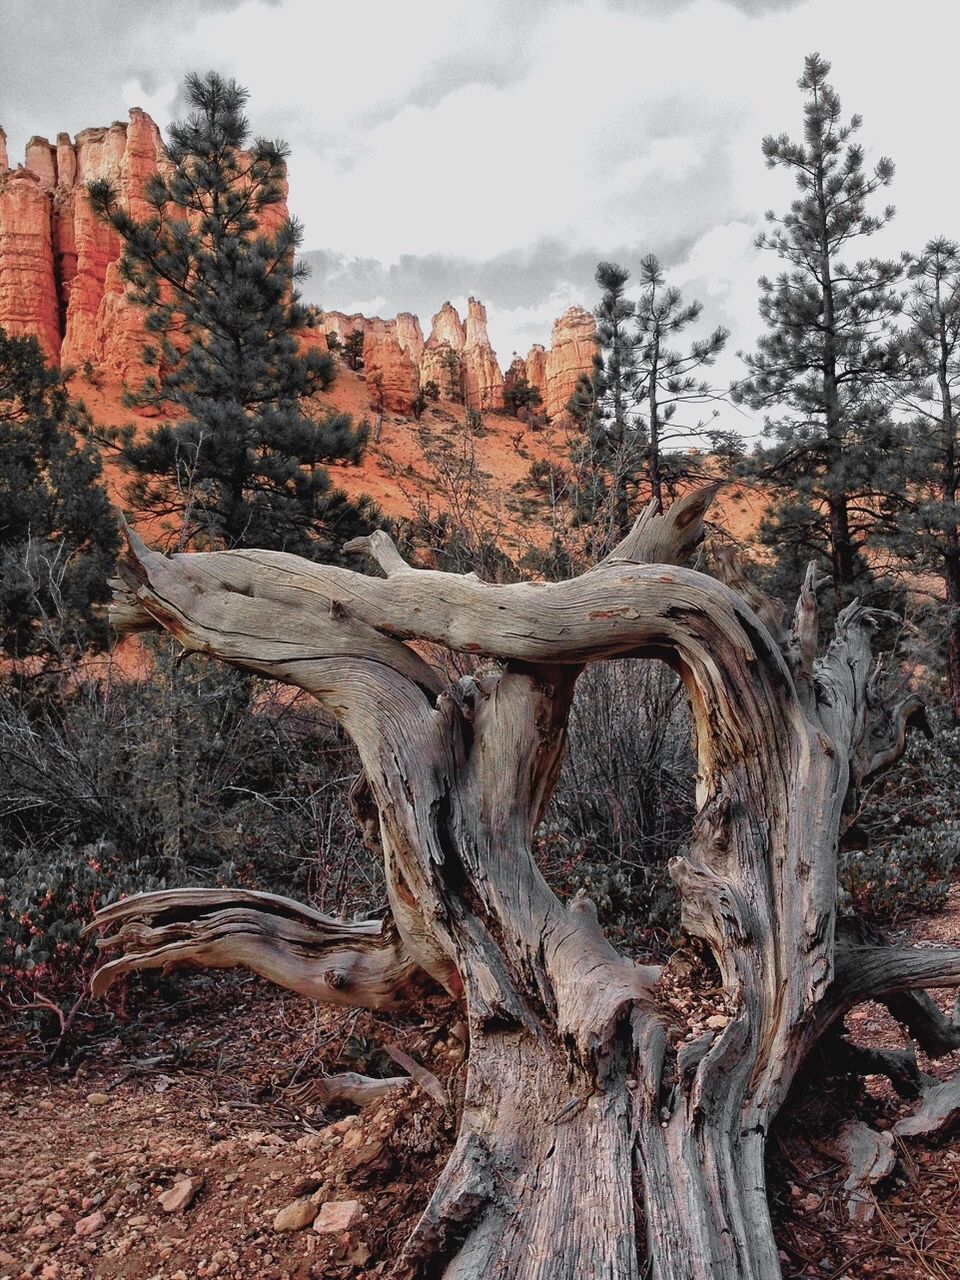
[89,72,377,559]
[590,262,640,533]
[563,264,639,543]
[342,329,365,372]
[567,260,731,539]
[894,239,960,721]
[0,329,118,669]
[733,53,905,604]
[634,254,730,507]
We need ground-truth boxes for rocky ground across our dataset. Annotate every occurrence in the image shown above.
[2,895,959,1280]
[0,976,461,1280]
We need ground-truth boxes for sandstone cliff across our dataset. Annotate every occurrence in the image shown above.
[543,307,597,420]
[462,297,504,411]
[1,111,597,422]
[0,167,60,359]
[421,302,466,402]
[524,343,548,405]
[0,110,168,379]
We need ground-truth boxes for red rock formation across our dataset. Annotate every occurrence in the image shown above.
[395,312,424,364]
[525,343,547,404]
[316,312,420,413]
[421,302,465,401]
[25,137,57,191]
[363,317,419,413]
[60,113,168,379]
[0,109,288,383]
[321,312,368,348]
[1,110,597,425]
[0,168,60,359]
[462,297,504,411]
[544,306,597,420]
[365,338,420,414]
[428,300,466,352]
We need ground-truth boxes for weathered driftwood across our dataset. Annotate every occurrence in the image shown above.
[85,887,433,1009]
[836,1119,895,1224]
[87,487,960,1280]
[893,1073,960,1139]
[286,1071,411,1109]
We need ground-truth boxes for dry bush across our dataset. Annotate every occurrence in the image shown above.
[0,640,378,1009]
[538,659,696,946]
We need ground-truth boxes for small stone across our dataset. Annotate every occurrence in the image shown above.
[341,1127,364,1151]
[74,1210,105,1237]
[313,1200,362,1234]
[158,1175,204,1213]
[705,1014,728,1030]
[86,1092,111,1106]
[272,1198,317,1232]
[43,1212,65,1229]
[328,1115,359,1135]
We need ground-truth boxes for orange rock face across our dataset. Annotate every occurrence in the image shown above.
[363,318,420,413]
[1,111,599,424]
[544,306,597,420]
[525,343,548,404]
[318,312,422,413]
[60,113,169,380]
[421,302,465,401]
[321,311,366,347]
[0,168,60,359]
[0,109,284,384]
[462,297,504,411]
[395,312,425,364]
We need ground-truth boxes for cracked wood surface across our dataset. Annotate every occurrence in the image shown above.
[87,488,960,1280]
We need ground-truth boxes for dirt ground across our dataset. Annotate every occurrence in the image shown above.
[2,893,960,1280]
[0,977,461,1280]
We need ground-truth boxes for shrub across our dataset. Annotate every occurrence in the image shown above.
[840,723,960,921]
[538,660,695,946]
[0,643,374,1008]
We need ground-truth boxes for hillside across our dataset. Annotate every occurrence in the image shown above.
[0,109,766,556]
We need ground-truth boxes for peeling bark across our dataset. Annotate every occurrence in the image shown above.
[893,1073,960,1139]
[85,888,433,1009]
[836,1120,895,1224]
[85,490,960,1280]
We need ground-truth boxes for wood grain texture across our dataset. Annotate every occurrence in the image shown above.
[86,492,960,1280]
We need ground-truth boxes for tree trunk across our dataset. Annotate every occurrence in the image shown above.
[89,491,960,1279]
[938,335,960,723]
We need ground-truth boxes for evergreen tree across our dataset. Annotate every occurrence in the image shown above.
[634,254,730,507]
[733,53,905,605]
[590,262,640,533]
[0,329,118,669]
[564,264,640,543]
[342,329,365,372]
[567,260,731,539]
[893,239,960,721]
[89,72,377,559]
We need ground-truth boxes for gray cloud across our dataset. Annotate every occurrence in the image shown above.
[0,0,268,156]
[299,231,704,352]
[604,0,805,12]
[2,0,956,427]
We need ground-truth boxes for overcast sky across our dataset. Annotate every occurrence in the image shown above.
[2,0,958,434]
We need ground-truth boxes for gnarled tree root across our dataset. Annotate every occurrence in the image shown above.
[85,887,433,1010]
